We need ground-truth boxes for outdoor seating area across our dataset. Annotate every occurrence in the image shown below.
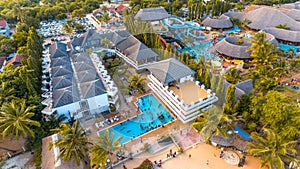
[95,115,120,128]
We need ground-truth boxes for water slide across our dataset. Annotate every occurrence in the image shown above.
[163,17,205,39]
[159,34,186,48]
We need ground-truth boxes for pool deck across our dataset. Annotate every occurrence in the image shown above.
[170,81,209,105]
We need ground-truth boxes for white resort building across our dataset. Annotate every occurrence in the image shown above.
[147,58,218,123]
[41,41,119,120]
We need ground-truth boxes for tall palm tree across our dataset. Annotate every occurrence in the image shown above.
[248,129,298,169]
[129,74,146,94]
[50,120,91,166]
[225,68,240,84]
[0,99,40,140]
[193,107,236,141]
[247,32,279,66]
[89,143,108,169]
[91,130,122,168]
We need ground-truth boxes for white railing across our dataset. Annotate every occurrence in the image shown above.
[148,74,218,113]
[148,75,219,123]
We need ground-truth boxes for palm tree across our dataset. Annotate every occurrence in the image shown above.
[89,143,108,169]
[0,99,40,140]
[0,83,16,106]
[101,38,111,48]
[12,4,25,22]
[129,74,146,94]
[193,107,236,141]
[248,128,298,169]
[247,32,279,66]
[91,130,122,168]
[50,120,91,166]
[63,24,74,36]
[275,24,290,30]
[225,68,240,84]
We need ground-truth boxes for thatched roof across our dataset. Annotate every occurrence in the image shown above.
[223,79,253,101]
[211,33,278,59]
[223,11,245,21]
[210,134,248,152]
[102,30,158,64]
[281,2,300,9]
[283,9,300,21]
[263,28,300,43]
[116,35,157,62]
[202,15,233,29]
[210,134,234,147]
[146,58,195,84]
[213,36,252,59]
[135,7,170,21]
[244,7,300,31]
[233,138,248,152]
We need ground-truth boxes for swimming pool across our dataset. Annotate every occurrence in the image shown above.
[279,43,300,54]
[98,94,174,144]
[234,126,251,141]
[223,26,241,34]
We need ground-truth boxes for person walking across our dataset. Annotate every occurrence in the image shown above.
[206,160,209,165]
[123,163,127,169]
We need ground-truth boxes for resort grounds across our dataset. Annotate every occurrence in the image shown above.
[115,138,264,169]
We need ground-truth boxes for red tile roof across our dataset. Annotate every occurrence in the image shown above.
[6,55,28,67]
[0,20,7,27]
[116,5,128,14]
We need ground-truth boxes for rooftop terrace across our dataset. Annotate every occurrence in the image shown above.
[170,81,209,105]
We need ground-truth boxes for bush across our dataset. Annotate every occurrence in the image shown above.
[243,63,250,69]
[134,159,153,169]
[178,147,183,153]
[34,142,42,169]
[109,105,116,112]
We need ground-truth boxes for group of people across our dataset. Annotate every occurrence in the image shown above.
[167,149,177,159]
[104,115,119,125]
[154,160,162,167]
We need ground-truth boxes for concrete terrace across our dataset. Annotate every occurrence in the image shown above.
[170,81,209,105]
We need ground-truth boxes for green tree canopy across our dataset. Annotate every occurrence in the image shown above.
[247,32,279,66]
[0,99,40,140]
[248,128,298,169]
[50,120,91,166]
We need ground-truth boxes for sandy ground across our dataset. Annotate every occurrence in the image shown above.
[2,152,35,169]
[115,143,263,169]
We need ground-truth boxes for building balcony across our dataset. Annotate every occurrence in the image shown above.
[41,97,52,106]
[42,106,53,116]
[108,95,119,104]
[42,91,51,98]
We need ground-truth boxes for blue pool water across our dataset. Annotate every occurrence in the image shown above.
[223,26,241,34]
[234,126,251,141]
[279,43,300,54]
[98,94,174,144]
[244,33,252,38]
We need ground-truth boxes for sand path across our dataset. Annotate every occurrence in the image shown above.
[116,143,264,169]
